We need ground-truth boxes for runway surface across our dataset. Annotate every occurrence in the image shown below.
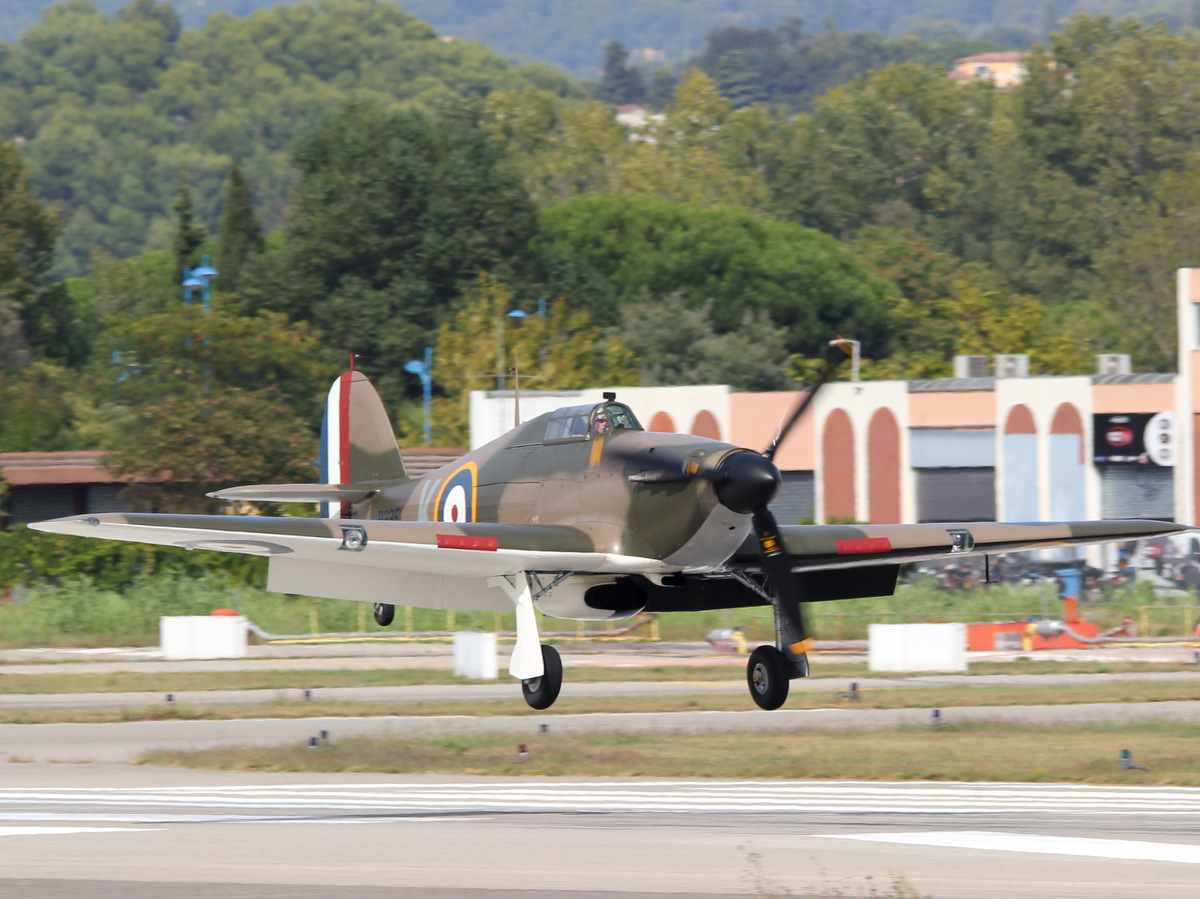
[1,765,1199,898]
[3,643,1200,895]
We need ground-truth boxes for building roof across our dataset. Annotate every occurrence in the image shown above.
[908,377,996,392]
[0,451,123,487]
[953,51,1025,65]
[1092,373,1177,385]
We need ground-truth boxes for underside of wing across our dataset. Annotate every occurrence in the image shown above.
[206,484,378,504]
[758,519,1193,571]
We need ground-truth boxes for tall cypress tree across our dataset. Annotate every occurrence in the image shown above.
[596,41,646,106]
[217,162,265,291]
[171,178,205,279]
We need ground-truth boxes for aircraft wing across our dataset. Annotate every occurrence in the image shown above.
[772,519,1191,572]
[207,484,377,504]
[28,513,665,578]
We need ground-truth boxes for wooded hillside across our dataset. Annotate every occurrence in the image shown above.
[4,5,1200,496]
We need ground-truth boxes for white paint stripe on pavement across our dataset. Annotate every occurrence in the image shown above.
[2,781,1200,817]
[817,831,1200,864]
[0,826,159,837]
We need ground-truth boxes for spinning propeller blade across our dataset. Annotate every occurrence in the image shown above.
[763,338,855,462]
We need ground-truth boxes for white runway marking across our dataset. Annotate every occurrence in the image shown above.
[1,781,1200,818]
[0,826,159,837]
[818,831,1200,864]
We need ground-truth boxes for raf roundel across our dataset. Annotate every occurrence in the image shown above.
[435,463,477,524]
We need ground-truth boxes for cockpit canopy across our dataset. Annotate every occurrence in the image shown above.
[542,402,642,443]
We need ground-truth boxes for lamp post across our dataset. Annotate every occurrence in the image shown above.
[405,346,433,447]
[183,256,218,386]
[496,309,528,390]
[829,338,860,382]
[191,255,218,314]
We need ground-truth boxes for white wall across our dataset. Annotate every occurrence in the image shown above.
[815,380,910,523]
[995,376,1094,521]
[1177,269,1198,527]
[470,385,732,449]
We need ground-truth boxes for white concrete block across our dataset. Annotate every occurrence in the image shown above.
[868,622,967,673]
[453,631,498,679]
[160,616,248,660]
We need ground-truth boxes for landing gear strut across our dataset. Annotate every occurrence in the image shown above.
[521,644,563,710]
[740,570,812,710]
[373,603,395,627]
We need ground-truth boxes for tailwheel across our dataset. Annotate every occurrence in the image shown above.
[373,603,395,627]
[747,645,790,710]
[521,644,563,710]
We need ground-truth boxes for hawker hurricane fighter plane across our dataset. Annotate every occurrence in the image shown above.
[32,356,1190,710]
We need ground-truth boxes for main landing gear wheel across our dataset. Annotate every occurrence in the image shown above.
[521,644,563,710]
[373,603,395,627]
[747,645,790,711]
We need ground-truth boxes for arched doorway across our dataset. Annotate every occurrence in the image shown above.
[1004,404,1038,520]
[867,408,900,524]
[690,410,720,440]
[823,409,855,522]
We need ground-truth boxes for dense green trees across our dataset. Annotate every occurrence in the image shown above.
[241,101,541,407]
[621,294,793,391]
[428,275,635,445]
[539,196,893,359]
[216,162,263,291]
[0,138,79,367]
[760,15,1200,370]
[11,0,1200,491]
[0,0,578,275]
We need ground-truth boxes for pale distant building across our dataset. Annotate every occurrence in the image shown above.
[629,47,666,64]
[615,105,665,142]
[615,105,657,129]
[949,52,1030,87]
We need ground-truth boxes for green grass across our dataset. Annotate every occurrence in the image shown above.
[137,720,1200,784]
[5,677,1200,725]
[2,658,1199,696]
[3,571,1198,647]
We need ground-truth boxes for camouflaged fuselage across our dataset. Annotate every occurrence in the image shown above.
[365,414,746,570]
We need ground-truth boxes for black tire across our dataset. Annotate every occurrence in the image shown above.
[521,644,563,710]
[373,603,395,627]
[747,645,790,710]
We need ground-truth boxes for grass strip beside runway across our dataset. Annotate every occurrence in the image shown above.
[0,658,1196,694]
[137,720,1200,784]
[4,679,1200,724]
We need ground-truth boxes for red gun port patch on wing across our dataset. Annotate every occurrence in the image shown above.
[435,463,477,523]
[436,534,499,551]
[834,537,893,555]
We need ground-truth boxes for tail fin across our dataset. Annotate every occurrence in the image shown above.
[318,371,407,515]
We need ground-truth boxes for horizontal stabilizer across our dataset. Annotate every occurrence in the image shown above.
[207,484,377,504]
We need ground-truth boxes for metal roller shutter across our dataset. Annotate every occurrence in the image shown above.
[771,471,814,525]
[916,468,996,522]
[9,486,80,524]
[1099,466,1174,519]
[86,484,131,513]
